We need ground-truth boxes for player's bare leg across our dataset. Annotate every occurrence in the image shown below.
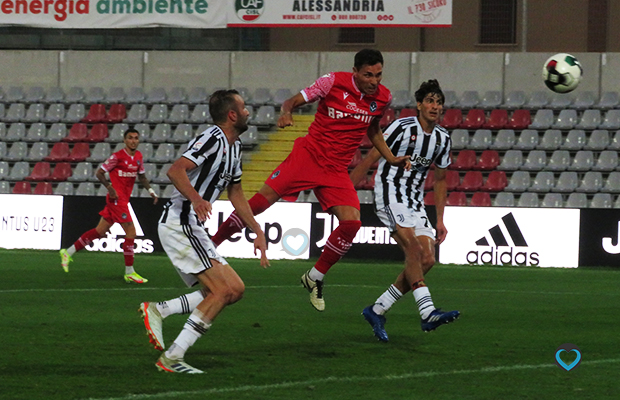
[60,217,112,272]
[120,221,147,284]
[303,205,361,311]
[157,262,244,373]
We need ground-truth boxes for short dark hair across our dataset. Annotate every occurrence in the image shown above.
[209,89,241,124]
[415,79,445,105]
[124,128,139,139]
[354,49,383,70]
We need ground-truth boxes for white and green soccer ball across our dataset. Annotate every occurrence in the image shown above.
[542,53,583,93]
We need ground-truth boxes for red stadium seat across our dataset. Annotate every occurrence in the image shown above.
[457,171,483,191]
[483,109,508,129]
[82,104,107,123]
[424,191,435,206]
[359,134,373,149]
[480,170,508,192]
[470,192,492,207]
[440,109,462,129]
[424,170,435,191]
[399,108,417,118]
[12,181,32,194]
[447,191,467,206]
[63,123,88,142]
[460,109,486,129]
[67,142,91,162]
[474,150,500,170]
[506,109,531,130]
[44,142,71,162]
[33,182,53,195]
[380,108,396,129]
[25,161,51,181]
[349,148,363,169]
[445,170,461,191]
[105,104,127,123]
[48,162,73,182]
[86,124,109,142]
[450,149,477,170]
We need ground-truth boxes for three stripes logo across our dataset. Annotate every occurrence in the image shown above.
[466,212,540,266]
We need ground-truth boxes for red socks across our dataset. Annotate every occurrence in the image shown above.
[314,220,361,274]
[123,238,135,267]
[74,228,101,252]
[211,193,271,246]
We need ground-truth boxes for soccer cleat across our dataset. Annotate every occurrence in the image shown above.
[59,249,73,273]
[156,353,203,374]
[124,272,148,284]
[139,302,165,351]
[300,271,325,312]
[421,308,460,332]
[362,305,389,342]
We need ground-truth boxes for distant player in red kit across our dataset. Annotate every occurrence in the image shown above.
[211,49,411,311]
[59,128,158,284]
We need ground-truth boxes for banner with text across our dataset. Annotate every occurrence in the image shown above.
[0,194,63,250]
[229,0,452,28]
[0,0,227,28]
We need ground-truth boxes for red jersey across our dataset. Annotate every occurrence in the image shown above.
[100,148,144,205]
[301,71,392,171]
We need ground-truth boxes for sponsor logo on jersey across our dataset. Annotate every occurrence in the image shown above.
[343,92,349,99]
[327,106,374,123]
[271,170,280,179]
[370,101,377,112]
[117,170,138,178]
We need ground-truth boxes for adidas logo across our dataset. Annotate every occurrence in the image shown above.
[466,212,540,266]
[85,204,154,254]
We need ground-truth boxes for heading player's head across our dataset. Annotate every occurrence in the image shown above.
[210,89,249,134]
[123,128,140,152]
[415,79,444,126]
[352,49,383,96]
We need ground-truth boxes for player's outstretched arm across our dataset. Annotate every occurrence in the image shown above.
[433,167,448,245]
[350,147,381,187]
[277,93,307,128]
[95,167,118,199]
[366,119,411,171]
[167,157,212,222]
[138,173,158,204]
[227,183,270,268]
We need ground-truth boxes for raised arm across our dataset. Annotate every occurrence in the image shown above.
[277,93,308,128]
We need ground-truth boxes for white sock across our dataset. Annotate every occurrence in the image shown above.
[157,290,205,318]
[372,285,403,315]
[308,267,325,281]
[67,245,76,256]
[166,309,211,360]
[413,286,436,320]
[125,266,135,275]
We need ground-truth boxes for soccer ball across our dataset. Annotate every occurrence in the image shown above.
[542,53,583,93]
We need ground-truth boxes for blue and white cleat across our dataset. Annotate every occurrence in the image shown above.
[362,305,389,342]
[421,309,460,332]
[156,353,203,374]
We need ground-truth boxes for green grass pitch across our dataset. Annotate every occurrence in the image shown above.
[1,249,619,400]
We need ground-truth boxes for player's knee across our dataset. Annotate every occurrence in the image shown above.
[422,253,436,271]
[221,281,245,305]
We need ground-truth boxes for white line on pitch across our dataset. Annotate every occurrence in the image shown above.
[81,358,620,400]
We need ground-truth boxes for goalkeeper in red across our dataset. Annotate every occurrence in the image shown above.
[211,49,410,311]
[59,128,158,283]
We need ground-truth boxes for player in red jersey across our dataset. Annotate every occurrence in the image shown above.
[211,49,411,311]
[59,128,158,284]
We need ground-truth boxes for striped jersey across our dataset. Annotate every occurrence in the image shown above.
[375,117,451,211]
[164,126,242,225]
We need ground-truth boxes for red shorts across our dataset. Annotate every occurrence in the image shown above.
[99,201,132,224]
[265,137,360,211]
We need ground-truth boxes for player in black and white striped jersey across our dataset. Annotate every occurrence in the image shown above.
[351,80,460,342]
[139,90,270,373]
